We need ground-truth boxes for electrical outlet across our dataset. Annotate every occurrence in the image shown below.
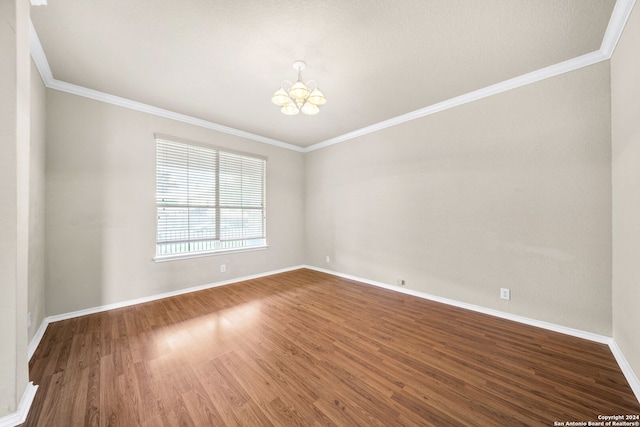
[500,288,510,300]
[325,256,331,263]
[27,312,32,328]
[397,279,405,286]
[220,264,226,273]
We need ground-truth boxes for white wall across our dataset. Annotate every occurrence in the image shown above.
[612,4,640,384]
[305,62,612,335]
[28,60,47,343]
[0,0,31,418]
[45,90,305,316]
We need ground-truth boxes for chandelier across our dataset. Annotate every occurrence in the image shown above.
[272,61,326,115]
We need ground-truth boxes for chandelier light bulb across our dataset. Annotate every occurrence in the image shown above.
[307,88,326,106]
[289,81,309,101]
[281,102,299,115]
[271,88,289,106]
[272,60,326,116]
[301,102,320,115]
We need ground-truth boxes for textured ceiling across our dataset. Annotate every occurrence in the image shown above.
[31,0,616,147]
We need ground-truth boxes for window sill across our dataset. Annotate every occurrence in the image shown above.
[153,245,268,263]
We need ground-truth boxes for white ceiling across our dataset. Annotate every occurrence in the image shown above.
[31,0,620,149]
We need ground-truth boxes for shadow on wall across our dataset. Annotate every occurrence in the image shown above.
[46,99,111,316]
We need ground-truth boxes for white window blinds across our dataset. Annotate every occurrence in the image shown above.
[156,137,266,258]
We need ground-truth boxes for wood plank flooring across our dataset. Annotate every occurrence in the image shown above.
[24,268,640,426]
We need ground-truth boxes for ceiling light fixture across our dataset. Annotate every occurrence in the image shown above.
[272,61,326,116]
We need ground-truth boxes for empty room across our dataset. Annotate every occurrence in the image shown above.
[2,0,640,425]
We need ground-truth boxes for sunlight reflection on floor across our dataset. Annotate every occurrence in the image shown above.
[155,301,263,359]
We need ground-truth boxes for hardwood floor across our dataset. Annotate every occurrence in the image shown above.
[24,268,640,426]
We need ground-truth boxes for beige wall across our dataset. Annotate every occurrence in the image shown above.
[3,2,636,419]
[305,62,612,335]
[28,60,47,343]
[612,5,640,382]
[0,0,30,418]
[45,90,305,316]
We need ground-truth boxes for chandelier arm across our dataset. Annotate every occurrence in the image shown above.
[275,61,324,115]
[306,80,318,93]
[279,80,302,111]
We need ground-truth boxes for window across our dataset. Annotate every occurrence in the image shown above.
[155,135,266,259]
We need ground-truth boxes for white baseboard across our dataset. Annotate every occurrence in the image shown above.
[304,265,640,404]
[28,318,49,361]
[26,264,640,406]
[304,265,611,343]
[609,339,640,403]
[0,382,38,427]
[28,265,306,360]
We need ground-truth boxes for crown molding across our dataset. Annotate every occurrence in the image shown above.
[29,0,636,154]
[601,0,637,57]
[28,22,305,154]
[305,0,636,151]
[48,79,306,152]
[305,50,607,152]
[29,21,52,83]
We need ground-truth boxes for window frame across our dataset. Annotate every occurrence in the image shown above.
[153,134,267,262]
